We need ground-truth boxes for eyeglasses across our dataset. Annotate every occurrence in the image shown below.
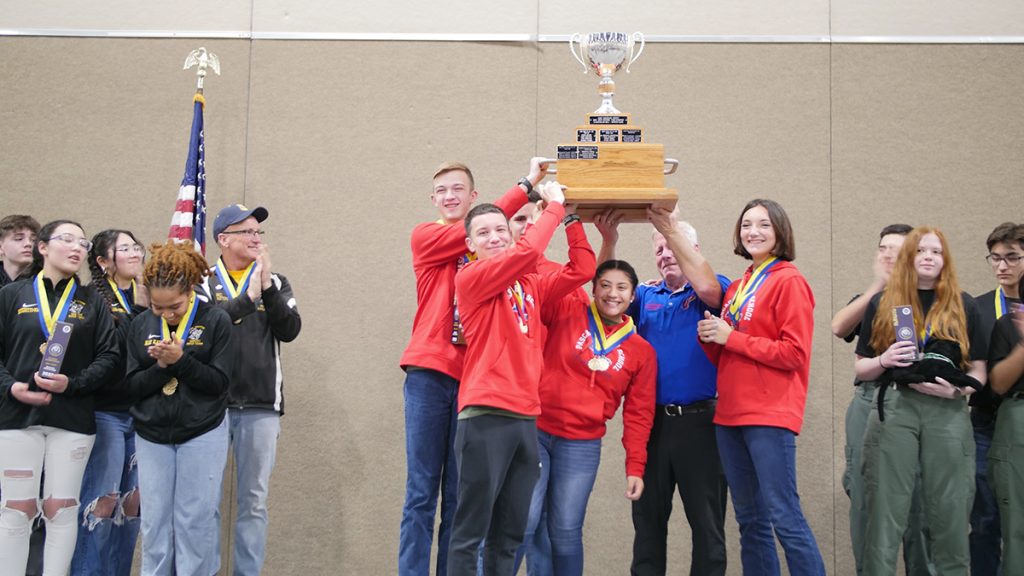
[986,253,1022,267]
[48,233,93,251]
[221,229,264,239]
[115,244,145,255]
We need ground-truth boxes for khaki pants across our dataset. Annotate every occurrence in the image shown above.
[989,395,1024,575]
[862,386,974,576]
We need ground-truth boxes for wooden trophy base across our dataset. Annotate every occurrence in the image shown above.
[551,113,678,222]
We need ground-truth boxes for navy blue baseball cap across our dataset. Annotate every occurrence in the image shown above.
[213,204,269,237]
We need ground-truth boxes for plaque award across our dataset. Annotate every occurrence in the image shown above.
[543,32,679,222]
[39,321,74,379]
[892,305,921,362]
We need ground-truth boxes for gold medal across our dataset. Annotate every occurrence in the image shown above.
[588,356,611,372]
[162,378,178,396]
[40,342,48,354]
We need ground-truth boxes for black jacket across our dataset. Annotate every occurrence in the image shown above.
[92,287,146,413]
[199,268,300,414]
[0,275,120,434]
[126,300,233,444]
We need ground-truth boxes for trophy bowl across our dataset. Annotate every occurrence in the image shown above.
[570,32,645,114]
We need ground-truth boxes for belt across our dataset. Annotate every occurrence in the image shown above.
[661,399,715,416]
[1008,391,1024,400]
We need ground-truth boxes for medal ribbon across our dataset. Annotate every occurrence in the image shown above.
[34,272,77,340]
[586,301,635,358]
[995,286,1006,320]
[918,324,931,351]
[725,256,779,325]
[214,258,256,300]
[160,292,199,348]
[450,252,477,344]
[508,281,529,333]
[107,278,136,314]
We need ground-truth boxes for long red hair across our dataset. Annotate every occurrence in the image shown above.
[869,227,970,366]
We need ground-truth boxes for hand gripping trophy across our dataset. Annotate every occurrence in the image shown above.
[543,32,679,222]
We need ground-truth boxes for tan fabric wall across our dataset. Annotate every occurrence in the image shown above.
[7,0,1024,37]
[1,37,1022,574]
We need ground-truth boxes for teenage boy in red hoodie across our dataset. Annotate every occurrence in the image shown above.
[447,182,596,575]
[399,159,547,576]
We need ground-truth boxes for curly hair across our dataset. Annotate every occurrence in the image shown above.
[143,241,209,291]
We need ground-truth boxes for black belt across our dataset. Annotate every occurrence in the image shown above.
[1008,391,1024,400]
[660,399,715,416]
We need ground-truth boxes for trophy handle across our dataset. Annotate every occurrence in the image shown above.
[663,158,679,175]
[626,32,645,73]
[569,33,589,73]
[539,158,558,174]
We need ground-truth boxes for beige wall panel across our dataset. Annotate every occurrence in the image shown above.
[539,0,828,37]
[538,42,834,574]
[830,44,1024,575]
[0,2,252,33]
[252,0,537,35]
[239,40,541,574]
[831,0,1024,37]
[0,37,250,245]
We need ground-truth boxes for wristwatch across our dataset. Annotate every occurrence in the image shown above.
[518,177,542,203]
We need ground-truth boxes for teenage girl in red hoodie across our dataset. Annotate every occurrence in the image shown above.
[698,198,825,576]
[513,259,656,576]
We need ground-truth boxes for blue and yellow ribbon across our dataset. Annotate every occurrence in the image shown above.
[34,272,77,339]
[725,256,779,325]
[214,258,256,300]
[587,300,635,357]
[107,278,137,314]
[160,292,199,346]
[995,286,1007,320]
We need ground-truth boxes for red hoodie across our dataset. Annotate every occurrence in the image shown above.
[538,292,656,478]
[700,260,815,434]
[454,204,596,415]
[399,185,528,380]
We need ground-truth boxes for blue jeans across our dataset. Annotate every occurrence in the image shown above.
[212,408,281,576]
[515,431,601,576]
[970,409,1002,576]
[71,411,140,576]
[716,425,825,576]
[136,417,228,576]
[399,369,459,576]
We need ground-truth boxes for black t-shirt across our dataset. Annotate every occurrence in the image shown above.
[970,289,1020,409]
[987,314,1024,395]
[856,290,987,363]
[842,293,861,344]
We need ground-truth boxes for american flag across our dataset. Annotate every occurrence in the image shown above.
[168,94,208,255]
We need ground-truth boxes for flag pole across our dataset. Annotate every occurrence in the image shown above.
[183,47,220,98]
[169,47,220,255]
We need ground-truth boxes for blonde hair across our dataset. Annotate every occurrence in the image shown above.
[432,162,474,190]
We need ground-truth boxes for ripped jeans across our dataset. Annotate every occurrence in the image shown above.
[71,411,140,576]
[0,426,95,575]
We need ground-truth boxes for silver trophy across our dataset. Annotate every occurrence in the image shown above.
[570,32,645,114]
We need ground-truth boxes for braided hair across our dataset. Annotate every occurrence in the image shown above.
[88,229,143,325]
[143,241,210,291]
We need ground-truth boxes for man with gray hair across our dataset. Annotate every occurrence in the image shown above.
[597,207,730,576]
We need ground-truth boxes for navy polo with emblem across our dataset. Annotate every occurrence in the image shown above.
[627,275,731,406]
